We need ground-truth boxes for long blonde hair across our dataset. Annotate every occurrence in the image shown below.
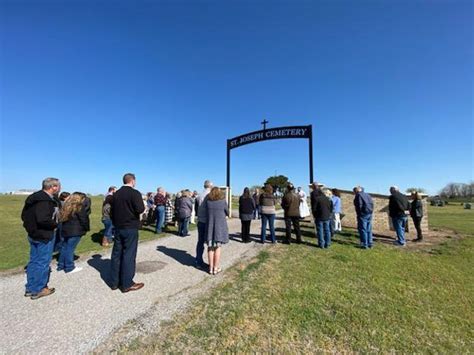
[60,192,86,222]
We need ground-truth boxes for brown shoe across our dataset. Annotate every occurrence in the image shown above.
[121,282,144,293]
[101,237,109,247]
[31,287,55,300]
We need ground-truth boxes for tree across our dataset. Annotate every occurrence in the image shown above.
[439,182,474,199]
[265,175,289,194]
[405,187,426,194]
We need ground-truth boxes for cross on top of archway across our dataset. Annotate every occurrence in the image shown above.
[261,119,269,130]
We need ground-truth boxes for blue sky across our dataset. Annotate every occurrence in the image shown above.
[1,0,472,195]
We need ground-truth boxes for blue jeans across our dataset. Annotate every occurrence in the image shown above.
[392,216,408,245]
[178,217,190,236]
[253,206,261,220]
[316,220,331,248]
[26,236,55,294]
[155,206,165,233]
[102,219,114,241]
[57,236,82,272]
[196,222,207,265]
[110,228,139,290]
[261,214,276,243]
[357,214,373,248]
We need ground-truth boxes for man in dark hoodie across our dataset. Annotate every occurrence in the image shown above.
[21,177,61,299]
[389,186,411,246]
[353,186,374,249]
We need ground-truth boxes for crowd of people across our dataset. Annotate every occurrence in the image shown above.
[21,175,424,300]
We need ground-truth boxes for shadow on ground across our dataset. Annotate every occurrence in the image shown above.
[87,254,113,287]
[156,245,197,267]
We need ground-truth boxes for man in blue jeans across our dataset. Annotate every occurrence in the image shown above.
[110,173,145,293]
[195,180,213,269]
[389,186,411,246]
[353,186,374,249]
[21,177,61,300]
[312,187,333,248]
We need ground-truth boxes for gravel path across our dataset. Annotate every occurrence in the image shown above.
[0,215,285,354]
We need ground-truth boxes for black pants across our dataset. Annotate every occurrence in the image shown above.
[285,216,302,243]
[241,220,251,242]
[110,228,139,290]
[412,216,423,239]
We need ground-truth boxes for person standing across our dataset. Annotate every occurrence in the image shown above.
[312,189,333,248]
[297,187,310,219]
[252,188,261,220]
[53,191,71,255]
[353,186,374,249]
[58,192,90,273]
[190,190,198,224]
[21,177,61,299]
[239,187,256,243]
[205,187,229,275]
[389,186,411,246]
[259,184,277,243]
[145,192,155,226]
[164,192,174,227]
[102,186,116,247]
[110,173,145,293]
[195,180,213,268]
[410,191,424,242]
[154,187,167,234]
[282,183,302,244]
[331,188,342,233]
[177,190,193,236]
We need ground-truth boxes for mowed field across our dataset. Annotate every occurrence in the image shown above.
[0,195,193,270]
[124,204,473,353]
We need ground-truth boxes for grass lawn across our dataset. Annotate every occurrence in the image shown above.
[428,203,474,236]
[0,195,194,270]
[126,205,474,352]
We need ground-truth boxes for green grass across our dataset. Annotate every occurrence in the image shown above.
[125,204,474,353]
[428,204,474,236]
[0,195,194,270]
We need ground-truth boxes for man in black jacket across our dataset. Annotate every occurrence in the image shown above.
[21,177,61,299]
[110,173,145,293]
[312,188,333,248]
[389,186,411,246]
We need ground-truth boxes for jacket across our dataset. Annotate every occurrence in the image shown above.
[313,195,333,221]
[177,196,193,219]
[111,186,145,229]
[259,193,276,215]
[282,191,300,218]
[62,200,91,237]
[389,191,410,218]
[21,190,59,242]
[410,199,423,218]
[310,189,322,211]
[353,191,374,216]
[239,196,255,216]
[196,188,211,223]
[206,199,229,244]
[102,194,113,220]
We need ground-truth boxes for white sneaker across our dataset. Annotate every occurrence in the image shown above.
[67,267,83,274]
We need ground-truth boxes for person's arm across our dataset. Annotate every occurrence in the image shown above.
[224,201,229,217]
[354,195,362,215]
[35,201,58,230]
[133,191,146,215]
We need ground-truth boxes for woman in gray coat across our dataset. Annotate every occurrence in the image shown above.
[205,187,229,275]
